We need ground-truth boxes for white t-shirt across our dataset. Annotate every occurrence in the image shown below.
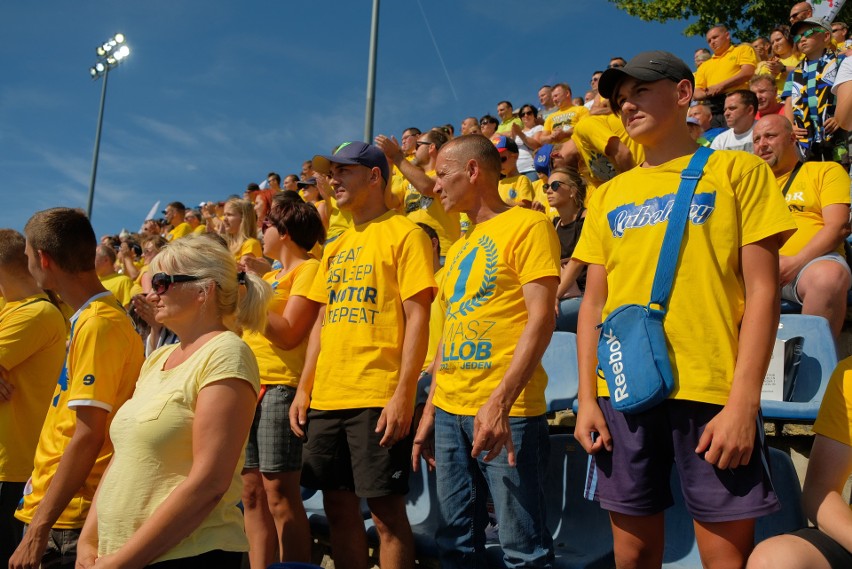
[710,124,756,153]
[831,56,852,93]
[516,125,544,174]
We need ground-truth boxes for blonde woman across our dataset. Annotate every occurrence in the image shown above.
[546,167,587,332]
[76,234,272,569]
[241,196,325,568]
[220,198,263,262]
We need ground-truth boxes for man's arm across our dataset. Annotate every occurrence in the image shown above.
[780,203,851,285]
[707,64,756,96]
[573,264,612,454]
[10,406,108,569]
[376,288,432,447]
[834,80,852,130]
[289,308,323,438]
[374,135,437,197]
[695,236,781,470]
[471,276,557,464]
[604,137,636,173]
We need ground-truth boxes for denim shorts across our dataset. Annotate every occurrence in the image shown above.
[244,385,303,472]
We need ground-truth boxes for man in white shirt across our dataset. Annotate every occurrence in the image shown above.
[710,89,758,152]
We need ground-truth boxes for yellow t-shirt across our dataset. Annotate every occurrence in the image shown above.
[776,161,851,257]
[307,210,436,410]
[16,292,144,528]
[403,169,461,256]
[166,222,192,242]
[326,196,354,242]
[96,332,259,562]
[387,158,414,213]
[498,174,535,206]
[573,114,646,188]
[234,237,262,261]
[543,105,590,134]
[813,357,852,447]
[0,295,66,482]
[695,44,759,93]
[134,263,150,287]
[573,151,796,405]
[243,261,320,387]
[423,266,445,372]
[99,273,143,307]
[192,224,207,235]
[434,207,560,417]
[496,117,522,134]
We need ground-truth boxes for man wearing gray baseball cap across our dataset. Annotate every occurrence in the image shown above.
[574,50,795,569]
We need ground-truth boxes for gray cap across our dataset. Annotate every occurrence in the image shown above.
[598,50,694,100]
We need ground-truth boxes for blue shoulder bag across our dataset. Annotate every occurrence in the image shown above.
[597,146,713,414]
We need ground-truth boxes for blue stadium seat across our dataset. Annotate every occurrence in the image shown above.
[487,434,615,569]
[543,332,579,413]
[760,314,838,422]
[663,447,806,568]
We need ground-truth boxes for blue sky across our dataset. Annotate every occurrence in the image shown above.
[0,1,702,238]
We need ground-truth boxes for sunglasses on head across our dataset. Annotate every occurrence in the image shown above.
[544,180,571,191]
[151,273,201,295]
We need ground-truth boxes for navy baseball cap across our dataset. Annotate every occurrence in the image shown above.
[598,50,694,100]
[312,141,389,184]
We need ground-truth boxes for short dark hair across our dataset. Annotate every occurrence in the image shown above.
[267,198,326,251]
[267,172,281,184]
[284,174,299,184]
[728,89,758,113]
[518,104,538,118]
[416,222,440,258]
[403,127,422,137]
[167,201,186,213]
[25,208,97,273]
[423,129,449,150]
[479,115,499,126]
[498,100,513,109]
[0,229,29,275]
[772,25,793,43]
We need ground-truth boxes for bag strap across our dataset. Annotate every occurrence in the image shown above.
[649,146,713,309]
[781,162,802,197]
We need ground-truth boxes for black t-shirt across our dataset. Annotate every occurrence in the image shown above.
[554,212,587,293]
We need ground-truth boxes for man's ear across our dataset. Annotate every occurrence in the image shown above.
[37,249,51,270]
[676,79,694,107]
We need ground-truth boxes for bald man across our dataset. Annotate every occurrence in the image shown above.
[753,114,851,337]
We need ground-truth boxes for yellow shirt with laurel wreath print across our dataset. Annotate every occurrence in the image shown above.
[433,207,560,417]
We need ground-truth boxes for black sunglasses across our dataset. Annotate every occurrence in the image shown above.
[416,141,432,147]
[544,180,571,191]
[519,111,535,117]
[151,273,201,295]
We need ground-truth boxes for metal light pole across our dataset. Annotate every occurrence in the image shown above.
[364,0,380,143]
[87,33,130,220]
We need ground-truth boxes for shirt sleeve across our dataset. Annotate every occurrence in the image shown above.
[817,162,852,207]
[197,336,260,394]
[516,176,535,203]
[734,158,797,247]
[291,260,320,298]
[831,56,852,93]
[813,360,852,447]
[0,301,62,371]
[513,217,561,285]
[735,44,758,67]
[573,183,607,266]
[397,227,437,302]
[67,314,137,411]
[694,64,708,90]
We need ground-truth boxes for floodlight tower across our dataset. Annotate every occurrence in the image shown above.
[86,33,130,219]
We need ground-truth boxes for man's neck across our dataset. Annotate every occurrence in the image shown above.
[714,44,730,56]
[54,271,109,312]
[463,187,511,226]
[804,48,826,62]
[350,203,390,226]
[773,155,801,178]
[0,273,43,303]
[732,120,755,135]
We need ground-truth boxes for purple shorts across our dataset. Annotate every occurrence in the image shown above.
[584,398,780,522]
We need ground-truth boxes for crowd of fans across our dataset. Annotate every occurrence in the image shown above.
[2,2,852,569]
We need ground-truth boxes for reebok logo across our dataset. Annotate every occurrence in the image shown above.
[603,329,628,402]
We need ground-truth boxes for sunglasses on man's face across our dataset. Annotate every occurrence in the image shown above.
[794,28,823,43]
[151,273,201,295]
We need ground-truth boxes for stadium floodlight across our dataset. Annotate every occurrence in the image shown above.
[86,33,131,219]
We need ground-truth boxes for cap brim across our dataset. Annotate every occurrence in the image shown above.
[599,67,674,99]
[311,154,361,175]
